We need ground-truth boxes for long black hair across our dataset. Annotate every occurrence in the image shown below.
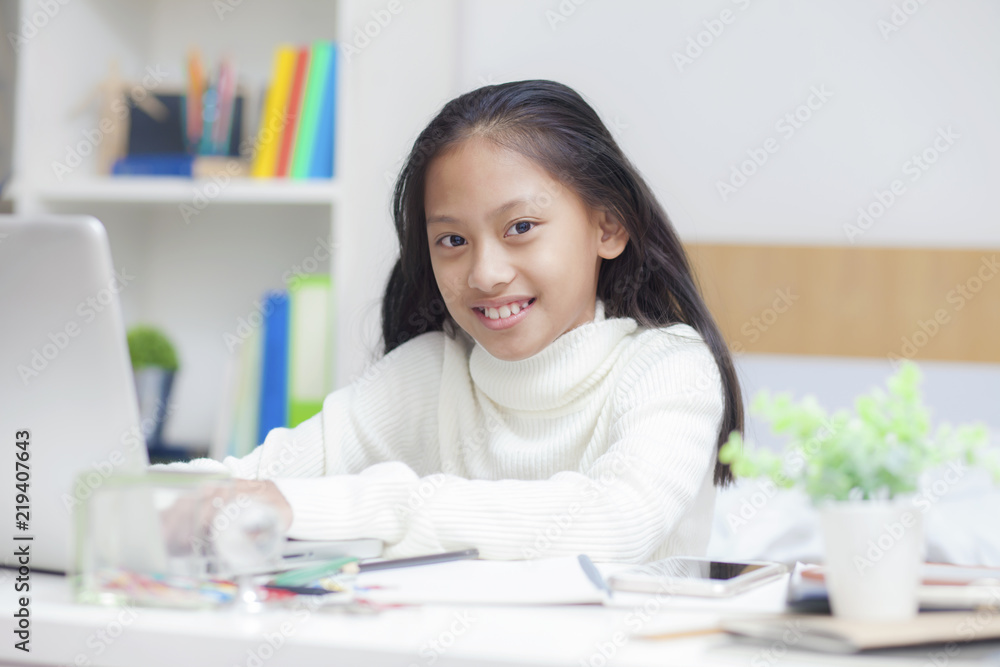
[381,80,741,486]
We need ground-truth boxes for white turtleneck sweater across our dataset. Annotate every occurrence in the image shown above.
[168,299,725,562]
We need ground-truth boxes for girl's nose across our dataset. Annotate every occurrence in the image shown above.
[467,244,515,292]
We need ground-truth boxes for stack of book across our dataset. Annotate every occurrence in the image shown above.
[251,41,338,179]
[212,275,334,460]
[110,41,337,179]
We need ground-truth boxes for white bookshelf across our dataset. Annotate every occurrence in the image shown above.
[35,178,343,206]
[11,0,460,451]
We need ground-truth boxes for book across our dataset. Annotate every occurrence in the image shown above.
[290,41,333,179]
[191,156,249,178]
[722,611,1000,654]
[257,291,290,445]
[274,47,310,177]
[251,45,297,178]
[789,562,1000,613]
[286,275,332,427]
[112,154,194,176]
[111,155,249,178]
[309,43,337,179]
[229,322,263,458]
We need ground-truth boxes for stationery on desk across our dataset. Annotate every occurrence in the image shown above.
[579,553,614,600]
[262,551,785,610]
[265,549,481,595]
[264,549,609,606]
[357,548,480,573]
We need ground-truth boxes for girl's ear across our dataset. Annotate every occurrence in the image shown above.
[595,208,629,260]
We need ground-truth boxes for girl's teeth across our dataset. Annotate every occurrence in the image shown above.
[480,299,533,321]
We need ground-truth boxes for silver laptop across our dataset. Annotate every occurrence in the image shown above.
[0,215,381,574]
[0,215,148,573]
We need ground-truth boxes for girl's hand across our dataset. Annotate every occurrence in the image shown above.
[229,479,293,531]
[160,479,293,557]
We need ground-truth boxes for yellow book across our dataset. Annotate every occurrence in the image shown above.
[251,45,297,178]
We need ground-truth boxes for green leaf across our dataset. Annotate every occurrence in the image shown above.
[722,360,996,503]
[127,326,180,371]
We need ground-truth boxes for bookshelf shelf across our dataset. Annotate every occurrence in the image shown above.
[37,178,342,206]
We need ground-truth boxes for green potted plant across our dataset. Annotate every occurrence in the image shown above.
[126,325,180,450]
[719,362,999,621]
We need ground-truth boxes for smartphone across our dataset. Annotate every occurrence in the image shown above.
[608,557,787,597]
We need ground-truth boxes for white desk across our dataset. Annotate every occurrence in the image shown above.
[0,567,961,667]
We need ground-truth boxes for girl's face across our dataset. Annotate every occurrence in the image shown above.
[424,136,628,361]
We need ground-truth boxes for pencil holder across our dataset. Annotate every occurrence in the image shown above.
[72,471,283,608]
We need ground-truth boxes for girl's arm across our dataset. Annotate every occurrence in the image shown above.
[155,331,446,480]
[272,332,723,562]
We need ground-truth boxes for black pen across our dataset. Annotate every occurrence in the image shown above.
[358,548,480,573]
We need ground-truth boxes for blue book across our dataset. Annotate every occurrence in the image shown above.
[112,154,194,176]
[309,43,337,179]
[257,291,290,444]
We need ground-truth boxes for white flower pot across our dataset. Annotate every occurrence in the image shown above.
[819,497,924,621]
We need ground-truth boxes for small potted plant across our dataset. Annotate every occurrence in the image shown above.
[719,362,999,621]
[127,325,180,449]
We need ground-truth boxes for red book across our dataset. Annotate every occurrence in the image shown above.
[275,47,310,178]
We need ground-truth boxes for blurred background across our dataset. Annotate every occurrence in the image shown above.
[2,0,997,473]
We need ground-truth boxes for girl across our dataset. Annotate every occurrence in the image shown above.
[173,79,743,563]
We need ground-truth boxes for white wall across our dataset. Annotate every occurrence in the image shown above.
[456,0,1000,248]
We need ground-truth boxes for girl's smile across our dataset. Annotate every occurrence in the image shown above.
[473,296,536,330]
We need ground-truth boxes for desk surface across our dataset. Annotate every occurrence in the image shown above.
[0,567,967,667]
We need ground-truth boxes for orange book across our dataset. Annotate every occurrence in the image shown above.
[274,47,310,178]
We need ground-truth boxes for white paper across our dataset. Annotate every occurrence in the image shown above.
[352,555,606,605]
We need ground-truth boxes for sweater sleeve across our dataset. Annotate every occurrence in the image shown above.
[152,331,445,480]
[274,330,724,562]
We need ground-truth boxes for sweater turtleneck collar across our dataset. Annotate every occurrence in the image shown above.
[467,298,639,412]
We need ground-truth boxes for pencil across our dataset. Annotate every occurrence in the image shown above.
[642,627,724,641]
[271,556,358,587]
[358,548,480,573]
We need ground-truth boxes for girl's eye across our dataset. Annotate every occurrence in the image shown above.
[437,223,533,247]
[508,220,534,236]
[440,234,466,248]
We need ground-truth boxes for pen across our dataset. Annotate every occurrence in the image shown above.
[185,49,204,152]
[271,556,359,587]
[357,548,480,573]
[578,554,613,599]
[263,584,337,596]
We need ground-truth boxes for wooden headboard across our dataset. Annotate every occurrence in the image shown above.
[685,244,1000,363]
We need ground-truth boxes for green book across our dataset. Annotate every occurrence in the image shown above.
[286,274,333,427]
[290,42,332,179]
